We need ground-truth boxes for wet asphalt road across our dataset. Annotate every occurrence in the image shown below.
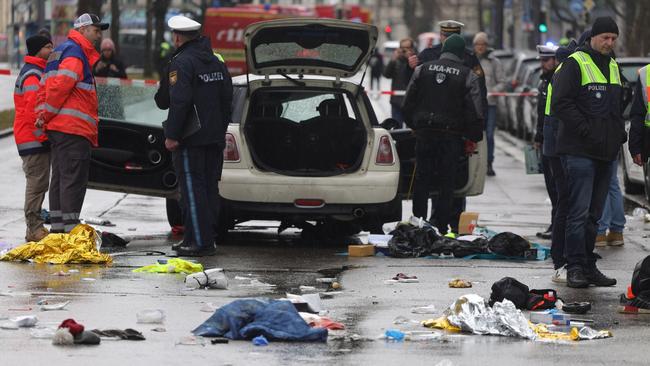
[2,77,650,365]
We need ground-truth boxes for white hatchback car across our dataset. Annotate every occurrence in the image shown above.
[87,18,486,237]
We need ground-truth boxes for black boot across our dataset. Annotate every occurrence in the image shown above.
[585,265,617,287]
[567,267,589,288]
[175,243,217,257]
[487,163,496,176]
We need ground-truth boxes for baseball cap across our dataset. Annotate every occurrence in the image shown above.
[74,13,109,30]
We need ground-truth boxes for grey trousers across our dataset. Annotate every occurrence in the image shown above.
[47,131,91,233]
[21,152,50,235]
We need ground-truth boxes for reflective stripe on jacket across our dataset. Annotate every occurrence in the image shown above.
[13,56,48,156]
[38,29,100,146]
[639,65,650,127]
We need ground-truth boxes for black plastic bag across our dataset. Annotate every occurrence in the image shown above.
[388,223,442,258]
[452,238,489,258]
[632,255,650,297]
[488,277,530,309]
[101,232,130,247]
[487,232,530,257]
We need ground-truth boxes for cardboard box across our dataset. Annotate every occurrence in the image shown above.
[348,244,375,257]
[458,212,479,235]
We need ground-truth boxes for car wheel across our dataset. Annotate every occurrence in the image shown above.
[166,198,183,227]
[623,159,644,195]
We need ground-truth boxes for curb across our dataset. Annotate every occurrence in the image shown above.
[0,127,12,138]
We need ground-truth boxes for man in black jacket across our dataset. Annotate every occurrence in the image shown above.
[383,38,414,125]
[402,35,483,235]
[154,15,233,256]
[551,16,623,288]
[628,64,650,167]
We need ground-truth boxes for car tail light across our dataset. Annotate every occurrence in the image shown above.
[376,135,394,165]
[223,133,240,162]
[294,199,325,208]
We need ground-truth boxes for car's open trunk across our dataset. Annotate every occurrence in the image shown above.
[244,90,367,176]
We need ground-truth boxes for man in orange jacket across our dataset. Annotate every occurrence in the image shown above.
[13,35,53,242]
[36,13,107,233]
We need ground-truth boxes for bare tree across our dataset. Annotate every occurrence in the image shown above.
[110,0,120,54]
[625,0,650,56]
[403,0,439,38]
[77,0,102,16]
[144,0,154,77]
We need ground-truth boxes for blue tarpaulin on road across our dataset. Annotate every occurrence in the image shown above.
[192,299,328,342]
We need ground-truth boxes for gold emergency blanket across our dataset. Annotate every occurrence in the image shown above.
[0,224,112,265]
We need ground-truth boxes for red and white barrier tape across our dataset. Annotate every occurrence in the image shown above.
[367,90,538,97]
[95,76,159,87]
[0,69,11,75]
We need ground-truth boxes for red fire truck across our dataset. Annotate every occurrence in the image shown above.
[203,4,371,75]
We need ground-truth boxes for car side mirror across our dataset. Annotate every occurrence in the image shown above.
[380,118,401,130]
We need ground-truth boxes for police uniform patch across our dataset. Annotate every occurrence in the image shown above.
[436,72,446,84]
[169,70,177,86]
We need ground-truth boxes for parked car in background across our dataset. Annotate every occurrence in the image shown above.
[516,64,541,141]
[618,58,650,196]
[505,50,538,133]
[491,49,515,130]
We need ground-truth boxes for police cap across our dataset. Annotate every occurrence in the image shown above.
[168,15,201,34]
[536,44,558,59]
[438,20,465,36]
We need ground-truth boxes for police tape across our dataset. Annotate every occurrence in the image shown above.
[95,76,159,87]
[366,90,538,97]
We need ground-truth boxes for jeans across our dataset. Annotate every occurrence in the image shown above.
[486,105,497,164]
[413,135,463,234]
[597,159,626,235]
[563,155,613,269]
[542,155,558,231]
[549,156,568,269]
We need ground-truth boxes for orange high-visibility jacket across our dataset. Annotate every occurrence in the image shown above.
[13,56,48,156]
[37,29,100,146]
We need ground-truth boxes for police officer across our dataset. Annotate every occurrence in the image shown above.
[154,15,233,256]
[402,34,483,235]
[408,20,487,233]
[551,16,623,288]
[629,63,650,167]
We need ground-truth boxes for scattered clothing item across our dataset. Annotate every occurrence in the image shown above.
[100,232,129,247]
[252,335,269,346]
[55,318,101,345]
[448,279,472,288]
[91,328,145,340]
[192,299,328,342]
[299,313,345,330]
[133,258,203,274]
[0,224,112,265]
[489,277,558,310]
[487,232,530,257]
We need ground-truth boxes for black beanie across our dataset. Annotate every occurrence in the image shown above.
[26,35,52,56]
[442,34,466,59]
[591,16,619,37]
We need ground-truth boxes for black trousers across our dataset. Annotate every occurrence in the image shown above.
[47,131,91,233]
[542,154,558,230]
[173,144,223,248]
[412,135,463,234]
[548,156,568,269]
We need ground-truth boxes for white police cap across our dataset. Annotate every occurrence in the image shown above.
[168,15,201,32]
[438,20,465,34]
[536,44,559,58]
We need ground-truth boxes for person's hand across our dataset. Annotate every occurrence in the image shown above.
[34,117,44,128]
[165,138,179,152]
[464,140,477,156]
[96,61,107,70]
[633,153,644,166]
[408,54,419,69]
[534,142,542,150]
[109,64,118,72]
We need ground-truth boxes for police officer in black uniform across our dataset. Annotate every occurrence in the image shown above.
[402,34,483,235]
[408,20,487,233]
[154,15,233,256]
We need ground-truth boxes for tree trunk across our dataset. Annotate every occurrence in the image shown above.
[77,0,102,16]
[403,0,438,39]
[493,0,504,48]
[144,0,154,77]
[110,0,120,54]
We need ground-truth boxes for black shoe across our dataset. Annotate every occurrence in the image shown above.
[487,164,496,176]
[585,266,617,287]
[171,241,185,251]
[536,225,552,240]
[567,267,590,288]
[175,244,217,257]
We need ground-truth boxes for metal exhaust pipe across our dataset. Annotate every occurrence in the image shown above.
[352,208,366,218]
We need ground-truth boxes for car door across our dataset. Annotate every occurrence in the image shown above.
[388,128,486,198]
[87,80,177,198]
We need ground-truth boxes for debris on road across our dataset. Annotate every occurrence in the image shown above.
[185,268,228,289]
[91,328,146,341]
[210,337,229,344]
[286,293,322,313]
[39,301,70,311]
[133,258,203,274]
[489,277,558,310]
[175,336,206,346]
[383,329,405,341]
[54,319,101,345]
[82,217,115,226]
[136,309,165,324]
[252,334,269,346]
[192,299,328,342]
[0,224,112,265]
[348,244,375,257]
[449,279,472,288]
[385,273,419,284]
[411,305,437,314]
[100,232,129,247]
